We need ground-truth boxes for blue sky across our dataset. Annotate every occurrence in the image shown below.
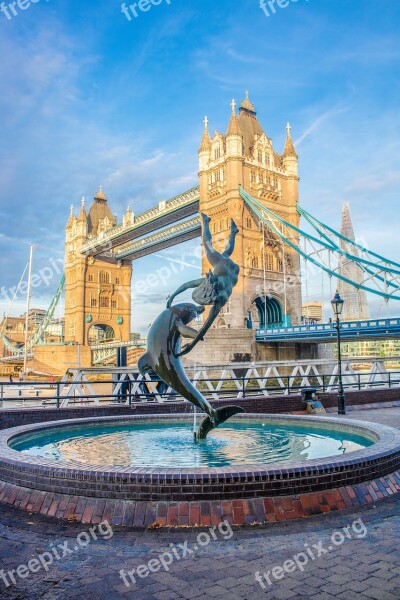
[1,0,400,332]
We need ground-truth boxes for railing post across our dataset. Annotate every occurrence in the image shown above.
[56,383,60,409]
[242,377,245,399]
[358,373,361,391]
[388,371,391,389]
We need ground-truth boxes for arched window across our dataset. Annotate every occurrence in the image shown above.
[100,295,109,308]
[266,253,274,271]
[99,271,110,285]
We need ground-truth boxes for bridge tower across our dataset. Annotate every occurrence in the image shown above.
[64,187,132,350]
[198,94,302,339]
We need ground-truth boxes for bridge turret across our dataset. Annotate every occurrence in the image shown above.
[226,99,243,158]
[282,122,298,176]
[76,197,88,238]
[198,116,211,173]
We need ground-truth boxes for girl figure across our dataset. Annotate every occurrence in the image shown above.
[167,213,239,356]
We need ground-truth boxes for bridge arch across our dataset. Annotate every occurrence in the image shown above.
[88,324,115,345]
[252,296,283,329]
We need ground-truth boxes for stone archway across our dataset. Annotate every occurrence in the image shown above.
[88,324,115,345]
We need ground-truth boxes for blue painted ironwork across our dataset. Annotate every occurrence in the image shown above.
[256,317,400,343]
[1,275,65,357]
[240,187,400,301]
[254,296,283,328]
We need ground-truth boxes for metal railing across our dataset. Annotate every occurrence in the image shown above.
[1,370,399,410]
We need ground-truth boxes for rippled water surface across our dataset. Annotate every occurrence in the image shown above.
[11,421,373,468]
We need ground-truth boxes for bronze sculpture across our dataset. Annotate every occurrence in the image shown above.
[138,214,245,440]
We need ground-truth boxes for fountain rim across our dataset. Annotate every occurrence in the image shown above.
[1,412,399,476]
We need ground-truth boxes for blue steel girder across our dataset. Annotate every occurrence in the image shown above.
[240,187,400,302]
[256,317,400,343]
[115,217,201,261]
[80,187,200,257]
[1,275,65,357]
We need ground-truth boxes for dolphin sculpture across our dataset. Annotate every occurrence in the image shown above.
[138,303,245,439]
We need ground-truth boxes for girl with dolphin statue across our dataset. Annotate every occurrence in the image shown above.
[138,213,245,439]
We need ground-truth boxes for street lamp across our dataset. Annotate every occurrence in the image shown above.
[331,290,346,415]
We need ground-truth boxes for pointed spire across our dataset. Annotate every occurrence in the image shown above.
[240,90,256,113]
[226,97,242,136]
[78,197,87,222]
[283,122,298,158]
[94,185,107,201]
[199,115,211,152]
[341,202,355,240]
[67,204,75,228]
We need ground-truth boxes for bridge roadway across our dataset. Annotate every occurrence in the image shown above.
[256,317,400,343]
[80,186,199,258]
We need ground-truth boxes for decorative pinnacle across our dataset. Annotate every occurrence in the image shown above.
[70,204,74,215]
[203,116,209,130]
[246,90,249,100]
[286,122,292,135]
[81,197,85,207]
[230,99,236,114]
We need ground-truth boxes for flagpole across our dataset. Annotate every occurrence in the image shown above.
[23,244,33,376]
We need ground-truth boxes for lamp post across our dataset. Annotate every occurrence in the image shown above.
[331,290,346,415]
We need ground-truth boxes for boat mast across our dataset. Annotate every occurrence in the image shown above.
[23,244,34,376]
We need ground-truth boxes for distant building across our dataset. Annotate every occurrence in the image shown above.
[302,301,323,323]
[338,203,370,321]
[340,339,400,360]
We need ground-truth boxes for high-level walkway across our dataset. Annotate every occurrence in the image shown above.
[0,405,399,599]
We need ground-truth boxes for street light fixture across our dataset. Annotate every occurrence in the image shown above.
[331,290,346,415]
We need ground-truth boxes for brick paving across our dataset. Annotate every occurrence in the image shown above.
[0,405,398,599]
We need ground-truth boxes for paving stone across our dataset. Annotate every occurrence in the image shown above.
[363,590,399,600]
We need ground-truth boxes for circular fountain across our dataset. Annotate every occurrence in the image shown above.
[0,413,399,526]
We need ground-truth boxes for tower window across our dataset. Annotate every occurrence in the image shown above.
[99,271,110,284]
[100,296,109,308]
[214,147,220,160]
[90,298,97,308]
[115,277,120,285]
[266,253,274,271]
[88,274,93,283]
[111,300,117,309]
[258,151,263,163]
[277,258,283,272]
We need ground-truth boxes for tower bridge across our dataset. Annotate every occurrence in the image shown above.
[2,92,400,372]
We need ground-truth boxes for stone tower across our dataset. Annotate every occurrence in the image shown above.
[198,94,302,335]
[64,187,132,347]
[338,202,370,321]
